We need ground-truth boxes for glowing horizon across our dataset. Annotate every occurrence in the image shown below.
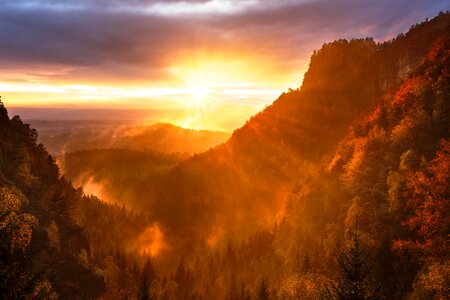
[1,54,302,131]
[1,0,447,131]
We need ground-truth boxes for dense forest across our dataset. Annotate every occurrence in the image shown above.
[1,12,449,299]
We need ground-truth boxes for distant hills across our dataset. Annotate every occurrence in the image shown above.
[31,121,230,155]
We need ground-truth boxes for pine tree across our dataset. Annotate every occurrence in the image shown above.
[138,278,150,300]
[226,273,239,300]
[257,276,270,300]
[138,259,156,300]
[302,253,312,273]
[326,224,379,300]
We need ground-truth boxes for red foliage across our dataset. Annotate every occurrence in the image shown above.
[403,139,450,260]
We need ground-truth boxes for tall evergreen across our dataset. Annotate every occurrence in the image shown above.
[257,276,270,300]
[326,223,380,300]
[138,259,156,300]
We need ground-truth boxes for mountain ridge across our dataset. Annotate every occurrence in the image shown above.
[152,12,450,257]
[56,13,450,266]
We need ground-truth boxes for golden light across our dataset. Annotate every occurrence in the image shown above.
[178,65,216,110]
[1,51,299,132]
[189,85,210,101]
[133,223,166,257]
[160,53,289,130]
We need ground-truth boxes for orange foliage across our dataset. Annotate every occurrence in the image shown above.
[403,139,450,259]
[391,77,426,106]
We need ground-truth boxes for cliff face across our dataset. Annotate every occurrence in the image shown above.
[378,12,450,87]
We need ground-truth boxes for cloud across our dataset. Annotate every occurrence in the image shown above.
[0,0,448,85]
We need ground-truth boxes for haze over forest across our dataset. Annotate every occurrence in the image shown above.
[0,1,449,300]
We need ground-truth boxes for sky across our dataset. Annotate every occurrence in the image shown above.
[1,0,448,130]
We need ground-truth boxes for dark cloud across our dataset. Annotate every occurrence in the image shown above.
[0,0,448,83]
[0,8,183,64]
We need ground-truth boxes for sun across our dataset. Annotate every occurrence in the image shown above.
[170,57,243,111]
[189,85,210,101]
[184,72,213,109]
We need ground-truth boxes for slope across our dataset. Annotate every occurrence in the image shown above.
[0,103,105,298]
[276,30,450,298]
[153,12,450,258]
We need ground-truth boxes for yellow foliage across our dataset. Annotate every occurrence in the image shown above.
[278,273,326,299]
[410,261,450,300]
[342,137,368,187]
[0,188,38,253]
[24,279,58,300]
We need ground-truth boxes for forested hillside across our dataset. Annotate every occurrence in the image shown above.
[61,148,186,208]
[150,12,450,259]
[1,12,449,300]
[0,102,170,299]
[0,102,106,298]
[272,29,450,299]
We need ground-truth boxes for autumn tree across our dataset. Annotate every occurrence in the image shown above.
[397,139,450,299]
[0,187,56,298]
[403,139,450,260]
